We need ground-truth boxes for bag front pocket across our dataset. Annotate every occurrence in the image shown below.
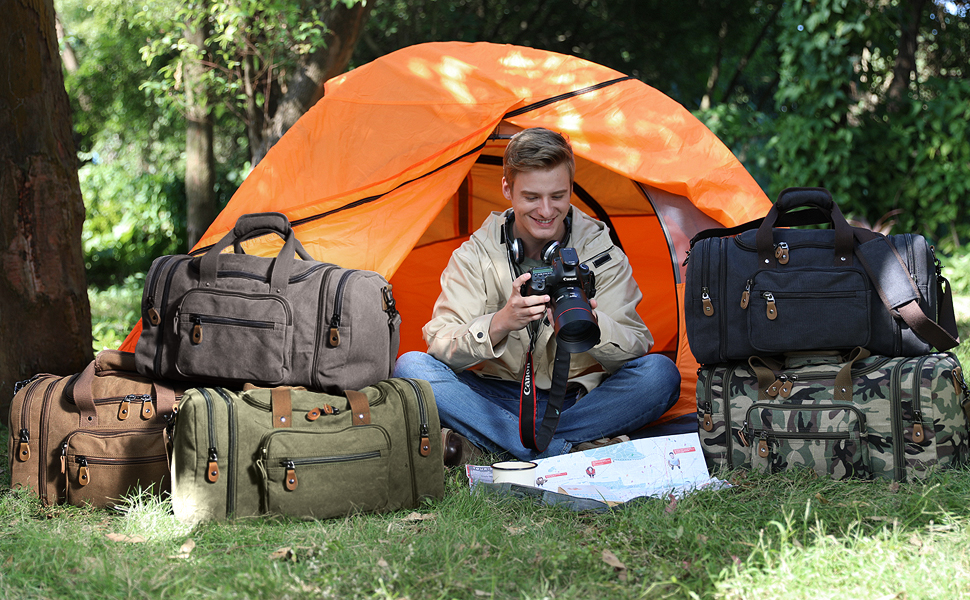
[175,290,290,384]
[62,428,170,508]
[257,427,391,519]
[747,269,870,353]
[745,403,870,479]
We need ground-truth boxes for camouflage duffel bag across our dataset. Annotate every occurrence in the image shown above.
[697,348,970,481]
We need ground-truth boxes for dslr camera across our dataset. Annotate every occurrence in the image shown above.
[522,247,600,353]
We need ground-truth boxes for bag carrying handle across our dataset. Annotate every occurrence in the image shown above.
[72,359,178,427]
[198,212,312,294]
[755,187,855,268]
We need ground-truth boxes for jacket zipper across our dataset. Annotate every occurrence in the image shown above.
[214,388,237,515]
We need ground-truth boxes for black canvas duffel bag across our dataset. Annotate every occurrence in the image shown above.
[169,379,443,523]
[134,212,401,392]
[684,187,960,364]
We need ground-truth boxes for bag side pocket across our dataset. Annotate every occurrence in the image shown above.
[257,427,391,519]
[174,290,290,384]
[748,269,870,354]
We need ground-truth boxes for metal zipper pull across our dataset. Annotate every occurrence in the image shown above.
[141,395,154,420]
[18,429,30,462]
[740,280,752,309]
[763,292,777,320]
[775,242,790,265]
[118,395,132,420]
[757,436,770,459]
[283,460,298,491]
[77,457,90,486]
[738,422,749,447]
[702,287,715,317]
[912,410,924,443]
[206,448,220,483]
[420,424,431,457]
[779,375,794,398]
[192,318,203,344]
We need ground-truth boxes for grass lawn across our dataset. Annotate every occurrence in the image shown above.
[1,267,968,599]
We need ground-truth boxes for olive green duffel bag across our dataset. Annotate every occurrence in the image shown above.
[170,378,443,523]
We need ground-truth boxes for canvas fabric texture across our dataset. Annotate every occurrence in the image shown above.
[134,212,401,392]
[170,379,443,523]
[684,188,957,364]
[7,350,180,508]
[697,349,970,481]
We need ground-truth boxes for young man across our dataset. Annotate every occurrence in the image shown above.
[393,127,680,463]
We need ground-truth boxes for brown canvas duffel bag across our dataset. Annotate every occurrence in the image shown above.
[7,350,180,508]
[133,212,401,392]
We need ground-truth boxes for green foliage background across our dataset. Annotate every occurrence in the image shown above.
[59,0,970,289]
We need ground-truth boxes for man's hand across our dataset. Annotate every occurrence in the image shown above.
[489,272,550,343]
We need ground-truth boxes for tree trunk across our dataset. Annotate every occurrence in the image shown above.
[184,16,218,248]
[886,0,927,111]
[249,0,374,165]
[0,0,92,419]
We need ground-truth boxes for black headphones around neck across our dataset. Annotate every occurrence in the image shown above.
[503,208,572,268]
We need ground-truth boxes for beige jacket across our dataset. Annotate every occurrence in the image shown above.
[423,206,653,393]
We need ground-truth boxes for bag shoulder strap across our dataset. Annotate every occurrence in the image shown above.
[852,228,959,351]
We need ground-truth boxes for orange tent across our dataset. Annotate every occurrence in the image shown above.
[122,41,771,425]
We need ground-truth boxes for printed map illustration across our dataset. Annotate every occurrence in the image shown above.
[531,433,717,503]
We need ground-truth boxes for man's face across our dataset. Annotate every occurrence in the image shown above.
[502,163,572,259]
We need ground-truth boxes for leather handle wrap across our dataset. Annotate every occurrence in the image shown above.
[346,390,371,426]
[271,387,293,428]
[757,187,854,268]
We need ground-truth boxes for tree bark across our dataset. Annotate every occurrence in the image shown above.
[249,0,374,165]
[1,0,92,419]
[886,0,927,111]
[184,16,218,248]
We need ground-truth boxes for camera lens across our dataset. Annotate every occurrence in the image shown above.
[551,288,600,353]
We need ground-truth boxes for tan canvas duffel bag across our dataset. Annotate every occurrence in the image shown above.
[7,349,180,508]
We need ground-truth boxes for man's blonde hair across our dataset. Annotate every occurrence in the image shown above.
[503,127,575,190]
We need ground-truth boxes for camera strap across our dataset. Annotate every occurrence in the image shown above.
[518,341,571,453]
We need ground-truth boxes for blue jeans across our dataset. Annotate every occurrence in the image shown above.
[393,352,681,461]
